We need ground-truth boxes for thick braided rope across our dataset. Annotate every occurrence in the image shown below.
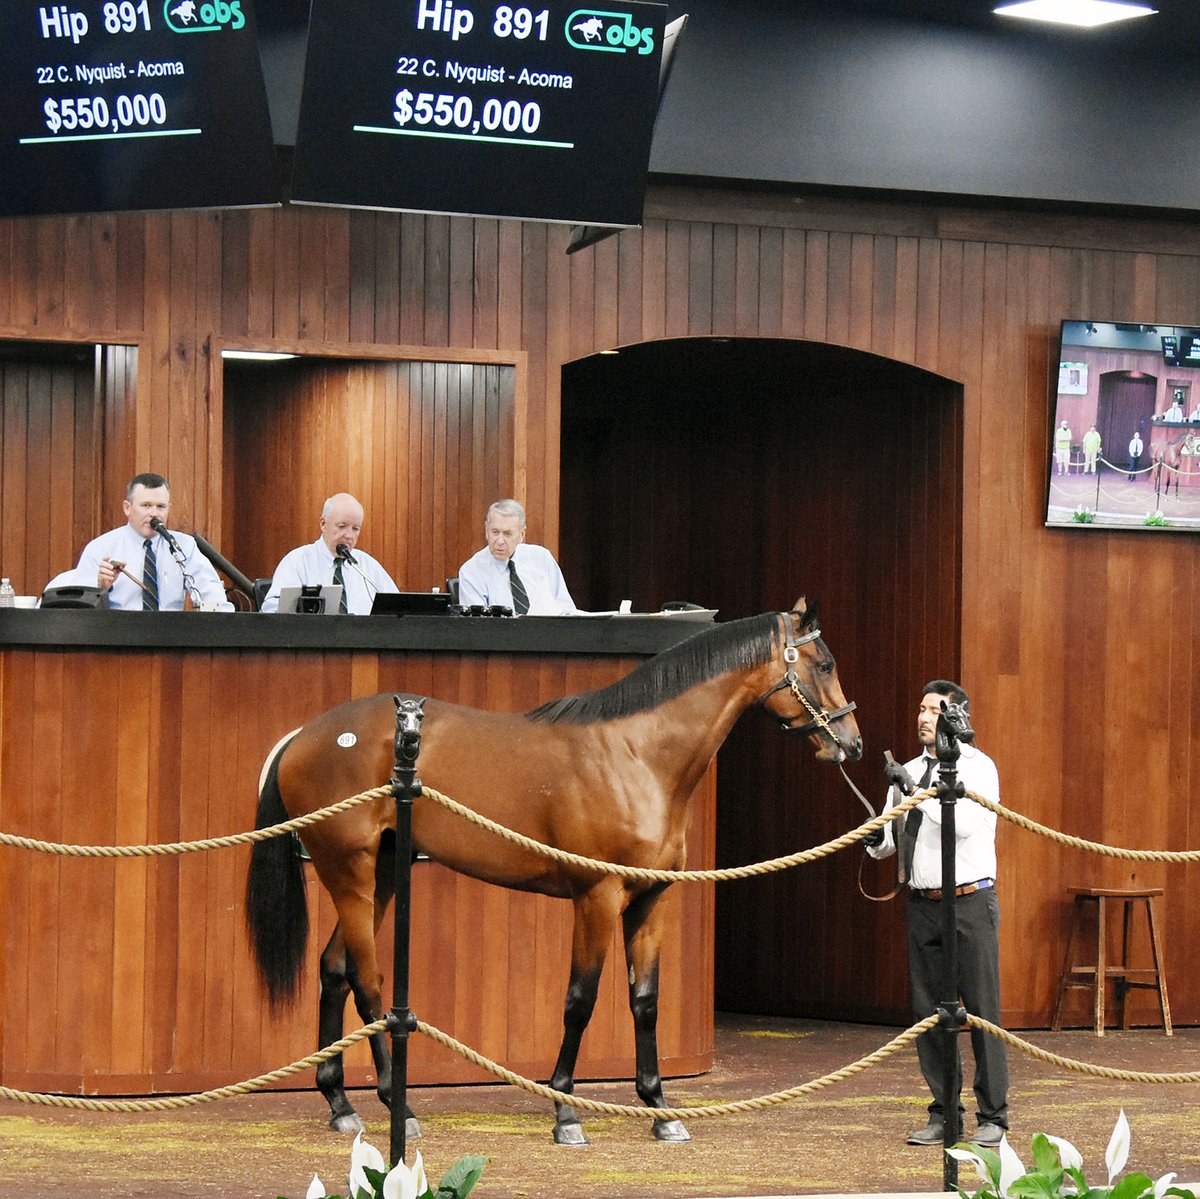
[968,1016,1200,1084]
[968,791,1200,862]
[0,787,392,857]
[0,1019,389,1111]
[415,1015,940,1119]
[418,785,923,882]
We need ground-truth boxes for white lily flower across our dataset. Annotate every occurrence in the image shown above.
[381,1153,427,1199]
[1153,1171,1178,1199]
[1106,1110,1132,1183]
[947,1146,992,1188]
[998,1133,1026,1197]
[349,1132,387,1198]
[1046,1135,1084,1171]
[305,1174,327,1199]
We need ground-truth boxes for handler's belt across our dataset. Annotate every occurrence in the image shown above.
[911,877,994,901]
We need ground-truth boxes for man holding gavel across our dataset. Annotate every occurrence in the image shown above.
[75,472,232,611]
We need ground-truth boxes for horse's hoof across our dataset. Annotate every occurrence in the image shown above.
[330,1112,364,1134]
[652,1119,691,1143]
[406,1116,422,1140]
[553,1122,590,1146]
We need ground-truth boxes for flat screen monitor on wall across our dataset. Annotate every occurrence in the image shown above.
[290,0,666,226]
[0,0,279,217]
[1047,320,1200,534]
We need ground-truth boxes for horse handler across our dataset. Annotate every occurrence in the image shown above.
[864,680,1010,1148]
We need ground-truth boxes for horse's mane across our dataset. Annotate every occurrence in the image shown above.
[526,611,784,725]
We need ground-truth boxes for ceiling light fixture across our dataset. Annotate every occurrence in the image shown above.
[221,349,299,361]
[994,0,1156,28]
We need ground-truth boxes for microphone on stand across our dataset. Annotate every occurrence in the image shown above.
[149,516,180,551]
[337,543,378,597]
[149,516,200,607]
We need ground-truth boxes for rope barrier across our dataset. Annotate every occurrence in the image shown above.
[970,792,1200,862]
[0,787,391,857]
[0,1020,388,1111]
[967,1016,1200,1085]
[416,785,922,882]
[5,1010,1199,1121]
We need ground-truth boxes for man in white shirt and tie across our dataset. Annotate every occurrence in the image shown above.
[457,499,576,615]
[866,680,1009,1149]
[261,492,399,614]
[75,472,232,610]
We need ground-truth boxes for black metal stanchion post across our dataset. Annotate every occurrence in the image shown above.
[934,700,974,1192]
[389,696,425,1170]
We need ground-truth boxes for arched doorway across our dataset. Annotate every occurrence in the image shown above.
[1098,370,1157,468]
[559,336,964,1022]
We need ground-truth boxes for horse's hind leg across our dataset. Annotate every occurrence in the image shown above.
[316,923,370,1133]
[549,886,622,1145]
[623,886,691,1142]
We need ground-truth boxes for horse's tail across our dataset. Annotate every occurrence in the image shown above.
[245,731,308,1009]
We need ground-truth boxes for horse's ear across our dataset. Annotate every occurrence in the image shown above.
[792,596,819,629]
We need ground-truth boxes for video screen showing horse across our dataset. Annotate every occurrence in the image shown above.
[1047,320,1200,533]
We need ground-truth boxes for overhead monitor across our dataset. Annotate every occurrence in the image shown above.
[291,0,667,227]
[0,0,279,217]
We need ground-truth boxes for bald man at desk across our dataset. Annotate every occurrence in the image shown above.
[261,492,399,615]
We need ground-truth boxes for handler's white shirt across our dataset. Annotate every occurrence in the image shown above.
[261,539,399,615]
[866,745,1000,890]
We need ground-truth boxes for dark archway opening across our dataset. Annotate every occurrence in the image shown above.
[560,336,963,1023]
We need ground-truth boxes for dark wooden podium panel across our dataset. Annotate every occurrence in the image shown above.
[0,614,715,1094]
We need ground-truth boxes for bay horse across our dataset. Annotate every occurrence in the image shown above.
[245,600,861,1144]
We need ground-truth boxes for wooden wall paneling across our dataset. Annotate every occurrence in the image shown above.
[6,184,1200,1041]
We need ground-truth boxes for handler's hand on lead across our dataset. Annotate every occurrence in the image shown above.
[883,750,916,795]
[98,556,117,588]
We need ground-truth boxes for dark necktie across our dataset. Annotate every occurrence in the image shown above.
[507,559,530,615]
[142,538,159,611]
[899,757,935,885]
[332,557,349,614]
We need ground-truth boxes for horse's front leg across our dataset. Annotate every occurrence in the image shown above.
[550,886,622,1145]
[624,885,691,1142]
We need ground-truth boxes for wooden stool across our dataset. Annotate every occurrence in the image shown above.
[1051,888,1172,1036]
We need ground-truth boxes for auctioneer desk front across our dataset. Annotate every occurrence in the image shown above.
[0,612,715,1095]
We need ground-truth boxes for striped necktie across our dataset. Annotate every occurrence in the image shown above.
[332,557,349,614]
[142,537,159,611]
[507,559,530,615]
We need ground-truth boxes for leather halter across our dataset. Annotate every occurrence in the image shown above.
[757,611,858,749]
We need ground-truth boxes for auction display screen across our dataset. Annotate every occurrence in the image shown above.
[0,0,279,217]
[291,0,667,227]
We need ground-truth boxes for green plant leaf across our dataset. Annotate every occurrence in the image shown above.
[1031,1134,1062,1174]
[1109,1174,1154,1199]
[1008,1173,1061,1199]
[435,1154,488,1199]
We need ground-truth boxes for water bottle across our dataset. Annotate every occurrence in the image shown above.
[0,578,14,607]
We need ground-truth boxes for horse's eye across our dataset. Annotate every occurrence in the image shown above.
[818,659,834,675]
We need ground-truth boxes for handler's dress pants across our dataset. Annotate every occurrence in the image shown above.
[907,887,1009,1129]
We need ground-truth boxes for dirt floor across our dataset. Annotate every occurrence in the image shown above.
[3,1013,1199,1199]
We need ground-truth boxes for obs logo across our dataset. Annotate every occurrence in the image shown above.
[164,0,246,32]
[566,9,656,55]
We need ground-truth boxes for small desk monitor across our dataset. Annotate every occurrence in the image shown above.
[278,585,343,615]
[370,592,453,617]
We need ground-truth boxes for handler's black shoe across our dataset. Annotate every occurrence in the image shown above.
[973,1122,1006,1147]
[906,1120,945,1146]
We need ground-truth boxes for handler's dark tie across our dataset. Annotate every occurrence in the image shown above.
[142,537,159,611]
[332,556,349,614]
[900,756,935,886]
[507,559,530,615]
